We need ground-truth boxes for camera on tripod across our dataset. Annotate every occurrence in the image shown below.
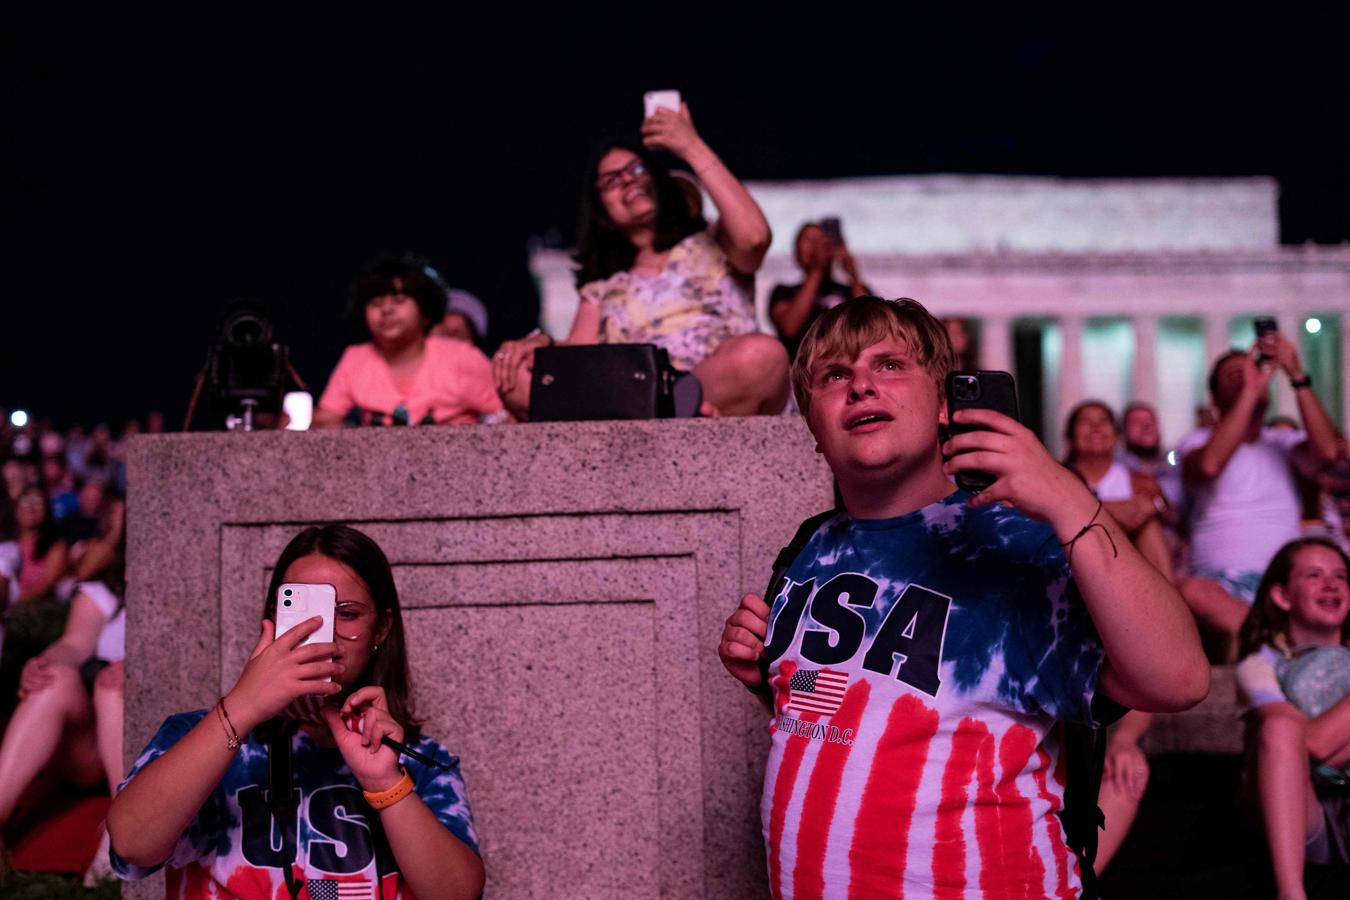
[205,300,289,431]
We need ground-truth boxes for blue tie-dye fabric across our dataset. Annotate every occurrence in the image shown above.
[111,709,479,888]
[775,489,1105,724]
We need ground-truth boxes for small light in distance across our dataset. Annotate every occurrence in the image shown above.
[1306,318,1322,335]
[9,410,28,428]
[1167,450,1177,467]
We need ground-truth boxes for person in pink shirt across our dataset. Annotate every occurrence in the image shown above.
[314,257,504,428]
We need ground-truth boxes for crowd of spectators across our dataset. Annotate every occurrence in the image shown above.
[2,100,1349,895]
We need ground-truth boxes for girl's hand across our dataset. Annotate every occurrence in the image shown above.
[225,619,343,733]
[640,103,704,160]
[321,686,404,791]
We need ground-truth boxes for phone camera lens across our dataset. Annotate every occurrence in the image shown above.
[283,589,293,597]
[283,598,292,607]
[954,376,980,402]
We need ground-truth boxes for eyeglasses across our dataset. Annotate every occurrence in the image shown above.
[335,602,379,641]
[595,160,647,192]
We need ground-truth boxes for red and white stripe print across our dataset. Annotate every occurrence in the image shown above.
[763,680,1079,899]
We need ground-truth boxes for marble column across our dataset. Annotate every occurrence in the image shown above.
[1054,316,1085,458]
[1340,314,1350,431]
[978,315,1014,375]
[1275,312,1301,418]
[1203,313,1231,373]
[1131,315,1160,408]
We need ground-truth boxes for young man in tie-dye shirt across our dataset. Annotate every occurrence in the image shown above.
[719,296,1209,898]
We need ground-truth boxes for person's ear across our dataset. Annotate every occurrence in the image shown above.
[1270,584,1292,613]
[374,612,393,650]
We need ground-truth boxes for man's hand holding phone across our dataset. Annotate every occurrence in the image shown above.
[224,618,343,734]
[943,408,1099,535]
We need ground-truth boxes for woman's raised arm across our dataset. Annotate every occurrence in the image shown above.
[642,104,771,275]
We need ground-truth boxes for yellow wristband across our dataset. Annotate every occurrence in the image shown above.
[363,768,414,810]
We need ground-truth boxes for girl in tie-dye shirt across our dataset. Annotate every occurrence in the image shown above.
[108,525,484,899]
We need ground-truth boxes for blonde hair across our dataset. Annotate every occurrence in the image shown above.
[791,296,957,416]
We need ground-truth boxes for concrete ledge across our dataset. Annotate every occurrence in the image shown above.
[1142,666,1243,757]
[125,418,833,900]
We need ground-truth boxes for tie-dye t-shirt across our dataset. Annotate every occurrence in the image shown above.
[112,710,479,898]
[761,490,1106,899]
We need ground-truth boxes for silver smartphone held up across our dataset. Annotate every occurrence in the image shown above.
[275,582,337,679]
[643,90,681,119]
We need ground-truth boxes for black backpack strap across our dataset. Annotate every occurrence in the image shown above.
[1059,693,1125,900]
[265,722,304,900]
[754,509,839,691]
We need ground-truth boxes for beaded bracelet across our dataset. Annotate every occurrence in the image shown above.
[215,698,241,751]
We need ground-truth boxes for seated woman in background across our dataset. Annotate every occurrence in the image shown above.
[1063,400,1173,874]
[13,488,68,602]
[493,102,788,419]
[1236,538,1350,900]
[313,256,504,428]
[108,524,484,898]
[0,536,125,881]
[1064,401,1172,579]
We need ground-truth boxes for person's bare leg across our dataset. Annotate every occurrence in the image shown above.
[693,333,789,416]
[0,664,92,825]
[93,662,125,795]
[1179,576,1249,662]
[1258,713,1319,900]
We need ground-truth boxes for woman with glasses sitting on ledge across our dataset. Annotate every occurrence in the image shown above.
[107,525,484,899]
[493,102,789,419]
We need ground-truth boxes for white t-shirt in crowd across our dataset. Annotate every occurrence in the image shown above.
[1094,460,1134,502]
[78,580,125,663]
[1177,427,1305,576]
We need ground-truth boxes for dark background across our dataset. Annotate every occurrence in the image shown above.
[3,13,1347,429]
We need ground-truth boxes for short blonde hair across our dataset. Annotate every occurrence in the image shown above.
[792,296,957,417]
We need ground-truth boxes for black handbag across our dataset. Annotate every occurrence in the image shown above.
[528,344,701,421]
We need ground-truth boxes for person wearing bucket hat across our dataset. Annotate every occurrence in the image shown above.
[432,289,489,349]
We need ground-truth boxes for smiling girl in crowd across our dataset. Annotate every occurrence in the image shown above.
[1236,538,1350,900]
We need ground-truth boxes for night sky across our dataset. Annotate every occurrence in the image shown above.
[3,13,1346,429]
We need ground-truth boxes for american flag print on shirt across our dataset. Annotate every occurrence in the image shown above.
[787,669,849,715]
[307,878,373,900]
[762,492,1106,898]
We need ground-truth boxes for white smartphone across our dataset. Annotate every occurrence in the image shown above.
[643,90,681,119]
[275,582,336,679]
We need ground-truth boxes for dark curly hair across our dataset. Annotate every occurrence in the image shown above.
[347,254,448,340]
[263,524,422,740]
[1238,537,1350,660]
[572,140,706,288]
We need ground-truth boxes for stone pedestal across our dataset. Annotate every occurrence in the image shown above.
[124,419,833,900]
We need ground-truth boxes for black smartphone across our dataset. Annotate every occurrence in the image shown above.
[1254,317,1278,364]
[945,371,1020,493]
[819,216,843,245]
